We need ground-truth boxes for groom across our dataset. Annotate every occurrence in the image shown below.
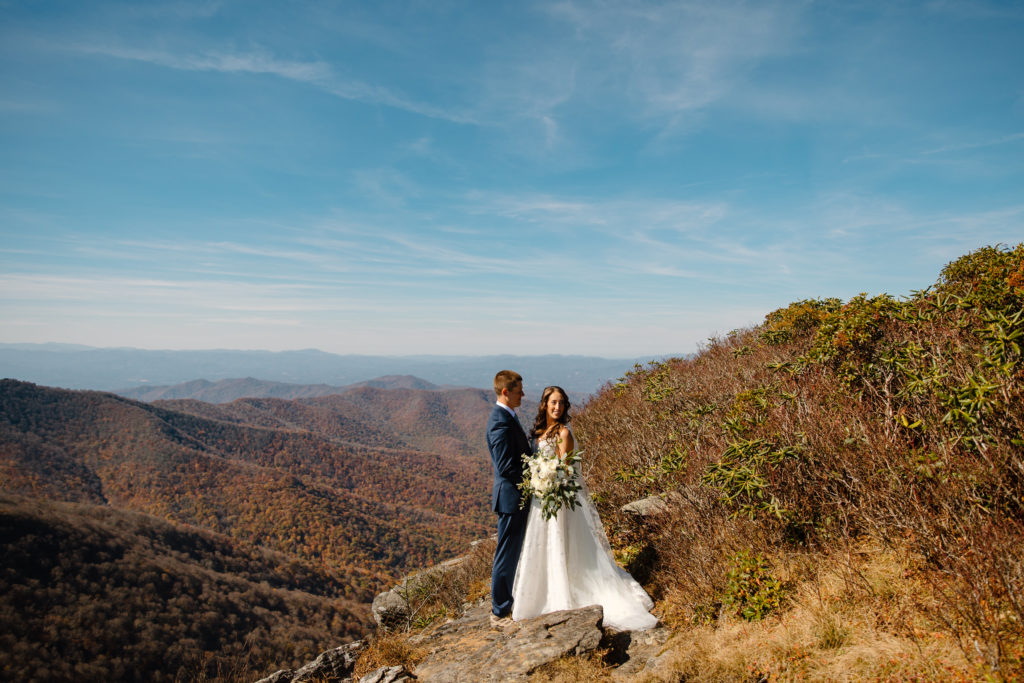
[487,370,532,628]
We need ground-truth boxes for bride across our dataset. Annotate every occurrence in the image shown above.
[511,386,658,631]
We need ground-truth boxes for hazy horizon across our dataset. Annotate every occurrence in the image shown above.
[0,344,654,395]
[0,341,660,360]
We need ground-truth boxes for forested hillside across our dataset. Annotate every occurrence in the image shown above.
[0,494,370,680]
[569,244,1023,680]
[0,381,492,574]
[156,385,492,459]
[0,381,497,680]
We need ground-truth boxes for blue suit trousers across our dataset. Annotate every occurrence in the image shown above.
[491,505,529,617]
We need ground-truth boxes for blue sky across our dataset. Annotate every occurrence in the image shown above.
[1,1,1022,357]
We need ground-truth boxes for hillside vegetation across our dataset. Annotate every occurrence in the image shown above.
[0,382,492,577]
[0,493,369,681]
[156,385,491,459]
[0,382,497,680]
[570,244,1023,680]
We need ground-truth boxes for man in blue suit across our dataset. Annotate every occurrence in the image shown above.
[487,369,532,628]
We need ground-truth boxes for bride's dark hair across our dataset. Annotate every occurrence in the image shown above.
[531,385,571,439]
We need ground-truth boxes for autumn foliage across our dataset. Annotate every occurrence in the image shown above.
[0,381,496,680]
[0,493,370,680]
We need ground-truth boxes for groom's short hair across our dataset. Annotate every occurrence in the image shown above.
[494,370,522,395]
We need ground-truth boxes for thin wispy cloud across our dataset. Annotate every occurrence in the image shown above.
[70,43,477,124]
[922,132,1024,155]
[377,233,551,276]
[464,192,728,233]
[0,98,59,114]
[925,0,1024,21]
[72,43,331,80]
[544,0,802,118]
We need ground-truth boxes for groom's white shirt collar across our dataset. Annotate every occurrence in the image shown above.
[496,401,517,417]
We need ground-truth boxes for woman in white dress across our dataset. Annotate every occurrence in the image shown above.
[511,386,658,631]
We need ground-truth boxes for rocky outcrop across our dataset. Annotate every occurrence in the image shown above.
[606,625,672,680]
[408,602,604,681]
[260,601,672,682]
[371,589,412,631]
[357,666,415,682]
[255,641,365,683]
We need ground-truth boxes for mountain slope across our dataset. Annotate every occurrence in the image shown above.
[0,380,491,577]
[569,244,1024,679]
[0,493,370,681]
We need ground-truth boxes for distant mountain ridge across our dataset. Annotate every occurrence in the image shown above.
[347,375,441,391]
[118,374,443,403]
[153,384,499,458]
[0,344,659,396]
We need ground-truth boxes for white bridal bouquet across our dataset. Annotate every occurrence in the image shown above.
[519,440,583,521]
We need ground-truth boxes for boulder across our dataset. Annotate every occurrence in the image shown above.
[621,494,669,517]
[372,589,411,630]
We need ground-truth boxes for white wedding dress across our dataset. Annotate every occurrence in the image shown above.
[511,437,658,631]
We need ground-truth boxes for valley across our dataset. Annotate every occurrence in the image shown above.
[0,377,501,679]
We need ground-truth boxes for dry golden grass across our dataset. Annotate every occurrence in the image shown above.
[528,651,614,682]
[464,576,491,604]
[639,541,992,682]
[350,632,427,680]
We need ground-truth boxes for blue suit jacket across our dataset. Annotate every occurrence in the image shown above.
[487,404,533,514]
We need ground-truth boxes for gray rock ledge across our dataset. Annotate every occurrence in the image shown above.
[408,602,604,682]
[255,640,365,683]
